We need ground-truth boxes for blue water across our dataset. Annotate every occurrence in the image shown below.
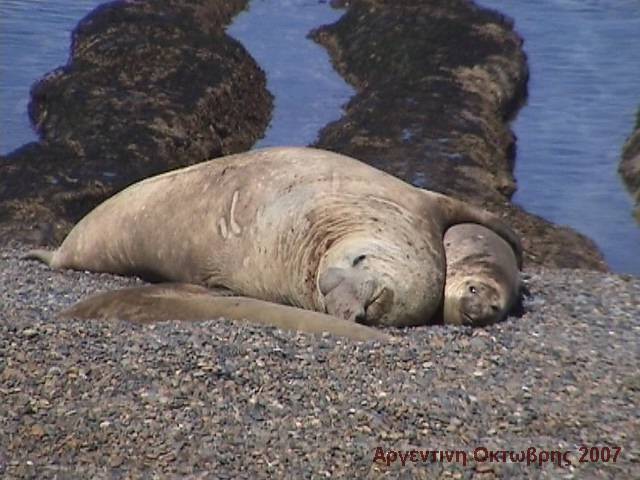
[1,0,639,274]
[227,0,354,147]
[0,0,104,153]
[478,0,640,274]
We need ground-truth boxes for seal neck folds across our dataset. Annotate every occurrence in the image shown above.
[309,197,443,326]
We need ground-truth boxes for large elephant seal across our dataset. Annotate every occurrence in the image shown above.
[25,147,521,327]
[442,223,521,326]
[60,284,394,342]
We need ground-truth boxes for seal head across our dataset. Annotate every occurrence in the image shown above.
[316,224,438,327]
[442,223,521,327]
[444,276,508,326]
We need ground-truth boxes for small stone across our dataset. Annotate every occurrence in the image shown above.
[446,418,462,432]
[21,328,38,338]
[476,463,494,473]
[30,424,45,438]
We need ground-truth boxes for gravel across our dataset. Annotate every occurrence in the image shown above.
[1,243,638,479]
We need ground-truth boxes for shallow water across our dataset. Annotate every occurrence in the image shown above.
[227,0,354,147]
[478,0,640,274]
[0,0,104,153]
[1,0,639,274]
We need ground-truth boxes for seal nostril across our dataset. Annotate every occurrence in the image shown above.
[491,304,499,312]
[354,311,367,324]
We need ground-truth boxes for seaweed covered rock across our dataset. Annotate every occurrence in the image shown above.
[0,0,272,245]
[620,108,640,219]
[312,0,606,270]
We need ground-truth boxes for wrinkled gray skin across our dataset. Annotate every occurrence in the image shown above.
[443,223,521,326]
[26,147,521,327]
[60,283,394,342]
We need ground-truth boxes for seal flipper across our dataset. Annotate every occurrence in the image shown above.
[420,190,523,268]
[23,249,55,266]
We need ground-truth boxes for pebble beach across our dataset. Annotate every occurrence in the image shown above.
[1,1,639,478]
[1,243,638,478]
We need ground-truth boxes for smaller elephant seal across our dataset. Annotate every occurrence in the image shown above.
[442,223,521,326]
[60,283,394,342]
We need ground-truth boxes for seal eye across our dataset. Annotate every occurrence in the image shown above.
[469,285,477,295]
[352,254,366,267]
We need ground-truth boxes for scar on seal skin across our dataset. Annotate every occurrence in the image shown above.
[217,190,242,239]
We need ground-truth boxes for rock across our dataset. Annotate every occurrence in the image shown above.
[619,107,640,220]
[21,328,38,338]
[30,425,45,439]
[311,0,607,270]
[0,0,272,245]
